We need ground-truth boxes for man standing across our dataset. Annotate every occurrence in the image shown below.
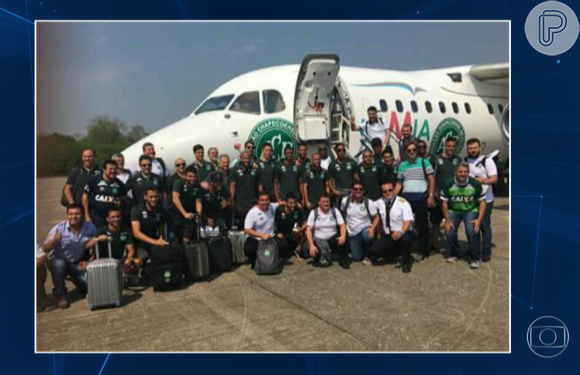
[243,192,280,268]
[350,106,391,151]
[254,143,277,200]
[125,155,163,208]
[466,138,497,262]
[296,143,310,170]
[208,147,219,168]
[142,142,170,186]
[417,140,429,159]
[82,160,127,229]
[355,150,382,200]
[165,157,187,195]
[130,188,173,265]
[275,193,306,259]
[171,166,203,241]
[380,148,398,184]
[395,141,435,260]
[304,193,350,269]
[441,162,486,268]
[371,138,384,165]
[429,138,462,253]
[398,124,418,162]
[328,143,356,207]
[300,153,328,210]
[190,144,216,182]
[230,151,258,228]
[341,182,378,264]
[112,153,131,184]
[43,204,96,308]
[62,148,100,206]
[275,146,302,203]
[319,144,332,170]
[201,172,231,229]
[371,181,415,272]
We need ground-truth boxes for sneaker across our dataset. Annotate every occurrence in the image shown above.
[294,248,304,261]
[57,297,70,309]
[482,255,491,263]
[446,256,457,263]
[338,257,351,269]
[470,260,481,269]
[362,258,372,266]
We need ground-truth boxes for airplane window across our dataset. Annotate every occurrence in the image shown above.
[425,101,432,113]
[396,100,403,113]
[379,100,388,112]
[411,101,418,113]
[439,102,446,114]
[452,102,459,114]
[498,104,504,114]
[263,90,286,114]
[229,91,261,115]
[465,103,471,114]
[487,103,494,114]
[194,94,235,115]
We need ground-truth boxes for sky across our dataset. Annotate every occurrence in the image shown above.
[37,22,509,136]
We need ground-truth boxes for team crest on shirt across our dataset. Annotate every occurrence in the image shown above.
[152,180,158,186]
[112,188,118,194]
[452,159,459,166]
[346,163,352,170]
[292,166,298,172]
[137,177,143,183]
[438,158,444,165]
[237,170,243,176]
[359,205,366,213]
[183,185,188,192]
[251,170,256,176]
[360,166,365,173]
[120,232,127,241]
[260,162,265,168]
[371,166,377,172]
[142,211,148,219]
[281,166,286,172]
[206,164,211,171]
[321,173,326,179]
[335,165,341,171]
[309,172,314,178]
[281,212,286,219]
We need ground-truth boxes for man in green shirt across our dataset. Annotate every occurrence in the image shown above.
[440,162,486,269]
[429,138,462,253]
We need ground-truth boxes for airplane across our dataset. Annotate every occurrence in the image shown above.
[122,54,509,174]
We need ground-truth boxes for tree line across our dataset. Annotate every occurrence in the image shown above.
[37,116,149,177]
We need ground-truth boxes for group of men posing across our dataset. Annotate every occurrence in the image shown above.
[37,106,498,311]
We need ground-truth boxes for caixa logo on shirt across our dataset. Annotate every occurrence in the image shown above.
[450,196,475,203]
[94,194,115,203]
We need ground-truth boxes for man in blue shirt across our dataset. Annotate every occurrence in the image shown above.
[43,204,96,309]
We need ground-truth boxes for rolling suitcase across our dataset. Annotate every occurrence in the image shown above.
[87,238,123,310]
[151,226,183,291]
[208,236,233,273]
[183,222,210,282]
[228,227,246,264]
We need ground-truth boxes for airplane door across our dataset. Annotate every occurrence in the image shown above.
[294,54,340,142]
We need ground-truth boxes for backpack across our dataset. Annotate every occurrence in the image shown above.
[342,196,372,222]
[255,239,280,275]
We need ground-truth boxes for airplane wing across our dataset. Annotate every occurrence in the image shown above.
[469,63,509,85]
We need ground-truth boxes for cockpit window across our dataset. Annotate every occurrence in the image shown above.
[195,94,234,115]
[229,91,261,115]
[263,90,286,114]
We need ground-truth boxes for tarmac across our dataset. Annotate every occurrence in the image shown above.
[36,177,509,352]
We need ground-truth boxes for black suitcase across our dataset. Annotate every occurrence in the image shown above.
[151,242,183,291]
[183,241,210,282]
[208,237,233,273]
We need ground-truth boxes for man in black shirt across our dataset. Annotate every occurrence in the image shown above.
[355,149,382,200]
[380,148,398,184]
[275,146,302,203]
[300,153,328,210]
[328,143,356,207]
[230,151,258,228]
[130,188,173,264]
[201,171,231,228]
[255,142,277,200]
[165,157,187,196]
[82,160,127,229]
[62,148,100,206]
[296,143,310,170]
[125,155,163,208]
[189,144,215,182]
[171,166,202,241]
[275,193,306,259]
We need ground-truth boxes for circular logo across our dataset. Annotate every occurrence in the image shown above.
[430,118,466,156]
[525,1,579,56]
[527,316,569,358]
[247,118,298,160]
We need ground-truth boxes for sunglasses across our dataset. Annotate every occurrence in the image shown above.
[352,188,363,192]
[175,163,186,167]
[141,163,152,167]
[382,189,394,193]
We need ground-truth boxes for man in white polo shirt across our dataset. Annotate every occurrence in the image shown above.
[244,192,280,269]
[371,180,415,273]
[350,106,391,151]
[341,182,378,265]
[304,193,350,269]
[466,138,497,263]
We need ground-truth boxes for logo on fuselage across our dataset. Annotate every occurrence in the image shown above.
[430,118,466,156]
[248,118,298,160]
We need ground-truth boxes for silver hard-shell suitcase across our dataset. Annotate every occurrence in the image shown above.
[228,228,246,264]
[87,238,123,310]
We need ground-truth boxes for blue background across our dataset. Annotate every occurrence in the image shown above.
[1,0,579,373]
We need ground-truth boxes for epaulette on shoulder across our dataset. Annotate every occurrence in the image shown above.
[398,197,407,203]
